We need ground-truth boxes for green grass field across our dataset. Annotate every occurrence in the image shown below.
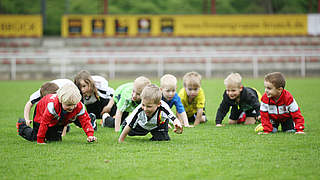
[0,78,319,179]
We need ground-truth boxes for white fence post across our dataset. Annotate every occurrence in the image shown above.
[10,58,16,80]
[301,56,306,77]
[205,57,211,78]
[60,58,66,78]
[157,56,164,78]
[253,56,258,78]
[109,58,115,79]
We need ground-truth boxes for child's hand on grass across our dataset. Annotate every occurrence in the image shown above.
[174,124,183,134]
[87,136,97,142]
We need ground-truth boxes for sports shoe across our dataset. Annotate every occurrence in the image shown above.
[89,113,97,131]
[101,113,110,128]
[16,118,26,133]
[254,123,263,133]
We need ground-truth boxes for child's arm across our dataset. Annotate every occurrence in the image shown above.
[177,111,193,127]
[118,125,131,143]
[215,94,230,126]
[172,118,183,134]
[24,101,34,126]
[289,99,305,133]
[101,98,115,115]
[260,99,273,133]
[114,109,123,132]
[194,108,204,126]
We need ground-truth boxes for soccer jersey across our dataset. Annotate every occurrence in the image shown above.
[178,88,205,118]
[113,82,140,113]
[260,89,305,133]
[162,93,185,114]
[91,75,114,100]
[126,100,176,131]
[29,79,73,105]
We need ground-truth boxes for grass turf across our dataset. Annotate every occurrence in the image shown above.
[0,78,319,179]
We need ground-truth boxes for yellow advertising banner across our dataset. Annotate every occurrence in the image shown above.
[0,15,42,37]
[173,15,307,36]
[62,14,308,37]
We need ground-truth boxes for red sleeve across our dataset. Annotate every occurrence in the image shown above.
[285,92,305,132]
[77,103,94,137]
[260,94,272,133]
[292,110,305,132]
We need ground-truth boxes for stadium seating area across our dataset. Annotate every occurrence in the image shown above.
[0,36,320,80]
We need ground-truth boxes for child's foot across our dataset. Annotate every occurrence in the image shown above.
[16,118,26,134]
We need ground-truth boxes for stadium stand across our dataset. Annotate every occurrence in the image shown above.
[0,37,319,80]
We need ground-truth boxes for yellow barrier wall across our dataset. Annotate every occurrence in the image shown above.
[0,15,42,37]
[62,14,308,37]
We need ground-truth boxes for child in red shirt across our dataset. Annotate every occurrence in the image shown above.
[17,83,97,144]
[259,72,305,134]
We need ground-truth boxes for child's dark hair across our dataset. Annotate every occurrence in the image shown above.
[74,70,99,99]
[40,82,59,98]
[264,72,286,89]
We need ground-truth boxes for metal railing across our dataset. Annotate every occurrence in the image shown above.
[1,51,319,80]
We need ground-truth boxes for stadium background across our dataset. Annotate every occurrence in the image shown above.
[0,0,320,80]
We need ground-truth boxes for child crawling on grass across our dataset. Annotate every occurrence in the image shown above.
[17,83,97,144]
[118,84,183,143]
[258,72,305,134]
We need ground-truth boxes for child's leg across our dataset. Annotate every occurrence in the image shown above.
[150,120,170,141]
[189,110,207,124]
[244,117,256,124]
[244,109,259,124]
[45,124,65,141]
[229,106,241,124]
[201,115,207,123]
[16,118,37,141]
[120,121,149,137]
[270,119,279,133]
[280,119,295,132]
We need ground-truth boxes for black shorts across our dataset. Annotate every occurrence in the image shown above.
[86,98,117,119]
[121,120,170,141]
[18,121,64,142]
[229,106,258,120]
[271,118,295,132]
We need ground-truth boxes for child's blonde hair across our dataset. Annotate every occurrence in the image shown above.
[183,71,201,87]
[224,73,242,87]
[160,74,177,89]
[57,83,82,105]
[141,84,162,104]
[134,76,151,93]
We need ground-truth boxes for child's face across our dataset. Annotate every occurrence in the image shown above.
[79,80,92,97]
[141,98,160,117]
[132,84,143,102]
[264,81,282,99]
[161,85,176,101]
[225,84,242,100]
[62,103,77,112]
[185,84,200,99]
